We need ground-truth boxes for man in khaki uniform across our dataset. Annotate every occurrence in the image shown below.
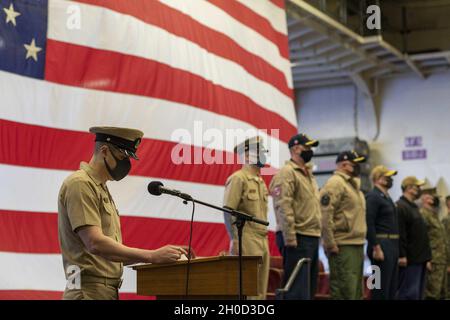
[58,127,187,300]
[420,193,448,299]
[269,133,321,300]
[223,136,269,300]
[320,150,367,300]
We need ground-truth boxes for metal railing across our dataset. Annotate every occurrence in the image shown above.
[275,258,311,299]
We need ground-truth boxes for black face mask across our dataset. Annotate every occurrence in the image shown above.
[104,148,131,181]
[384,177,393,189]
[411,188,422,200]
[300,150,314,163]
[352,163,361,177]
[432,196,440,208]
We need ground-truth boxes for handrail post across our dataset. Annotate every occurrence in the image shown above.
[276,257,312,300]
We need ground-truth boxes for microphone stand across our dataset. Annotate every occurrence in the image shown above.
[175,193,269,300]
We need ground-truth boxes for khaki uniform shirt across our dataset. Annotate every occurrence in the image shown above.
[223,167,269,238]
[320,171,367,248]
[421,207,448,265]
[58,162,123,281]
[269,160,321,243]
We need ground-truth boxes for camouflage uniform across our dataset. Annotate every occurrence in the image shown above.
[441,215,450,298]
[421,207,448,299]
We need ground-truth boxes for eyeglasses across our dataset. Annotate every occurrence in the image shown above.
[109,145,130,160]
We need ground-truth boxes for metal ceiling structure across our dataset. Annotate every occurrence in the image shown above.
[287,0,450,90]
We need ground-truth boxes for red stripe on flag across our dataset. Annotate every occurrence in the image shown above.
[72,0,292,97]
[0,210,281,256]
[0,290,63,300]
[120,293,154,300]
[0,119,278,186]
[270,0,286,10]
[44,40,296,143]
[0,210,59,254]
[207,0,289,58]
[0,290,154,300]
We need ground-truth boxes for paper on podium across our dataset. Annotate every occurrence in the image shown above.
[126,254,189,268]
[126,262,148,268]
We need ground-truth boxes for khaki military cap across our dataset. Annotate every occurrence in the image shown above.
[89,126,144,160]
[233,136,266,154]
[371,165,398,182]
[401,176,425,188]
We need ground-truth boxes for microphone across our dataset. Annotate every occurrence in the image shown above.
[147,181,192,200]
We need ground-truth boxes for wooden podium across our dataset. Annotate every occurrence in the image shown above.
[132,256,261,299]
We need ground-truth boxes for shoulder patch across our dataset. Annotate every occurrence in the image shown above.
[321,194,331,206]
[271,186,281,197]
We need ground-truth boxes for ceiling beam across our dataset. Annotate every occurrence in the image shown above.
[292,64,341,75]
[293,71,348,82]
[286,2,399,74]
[288,26,313,41]
[366,68,393,78]
[294,78,353,89]
[287,0,426,78]
[349,61,376,74]
[290,44,342,60]
[292,53,376,77]
[410,51,450,61]
[298,36,329,49]
[291,57,328,67]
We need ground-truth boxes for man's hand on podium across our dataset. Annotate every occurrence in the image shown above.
[178,254,188,261]
[145,245,188,264]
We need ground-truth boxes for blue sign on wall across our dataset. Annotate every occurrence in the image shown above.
[405,136,423,148]
[402,149,427,160]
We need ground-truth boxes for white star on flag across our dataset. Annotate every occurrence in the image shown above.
[3,3,21,26]
[24,38,42,62]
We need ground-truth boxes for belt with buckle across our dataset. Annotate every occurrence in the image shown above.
[82,275,123,289]
[376,234,399,239]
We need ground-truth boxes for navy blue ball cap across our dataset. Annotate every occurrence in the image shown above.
[336,150,366,164]
[288,133,319,149]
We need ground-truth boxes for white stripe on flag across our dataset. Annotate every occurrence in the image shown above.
[159,0,291,85]
[0,252,137,293]
[236,0,288,35]
[0,253,66,291]
[0,164,277,229]
[0,71,291,161]
[48,0,296,125]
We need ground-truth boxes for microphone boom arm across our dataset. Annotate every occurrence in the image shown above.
[171,193,269,226]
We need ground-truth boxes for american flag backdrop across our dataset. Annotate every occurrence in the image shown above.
[0,0,297,299]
